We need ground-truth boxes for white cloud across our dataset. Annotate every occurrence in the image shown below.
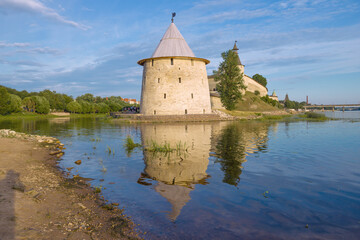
[0,0,90,30]
[0,41,30,47]
[196,9,274,23]
[17,47,62,55]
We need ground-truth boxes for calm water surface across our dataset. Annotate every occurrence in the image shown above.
[1,113,359,239]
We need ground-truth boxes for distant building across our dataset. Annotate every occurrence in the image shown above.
[123,98,138,105]
[269,90,279,101]
[208,41,268,97]
[284,93,289,102]
[137,18,212,116]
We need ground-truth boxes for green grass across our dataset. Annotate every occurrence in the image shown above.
[303,112,326,119]
[0,112,108,120]
[94,186,102,193]
[69,113,108,118]
[124,135,141,152]
[235,91,281,112]
[0,112,58,120]
[145,140,189,155]
[219,109,262,118]
[298,112,328,121]
[258,115,291,121]
[146,140,173,153]
[106,145,115,155]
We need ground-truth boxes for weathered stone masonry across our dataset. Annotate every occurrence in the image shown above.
[138,22,212,116]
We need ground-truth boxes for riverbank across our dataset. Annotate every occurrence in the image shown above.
[0,129,139,240]
[0,112,108,120]
[110,110,291,122]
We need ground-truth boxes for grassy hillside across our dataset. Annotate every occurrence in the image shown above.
[235,91,280,112]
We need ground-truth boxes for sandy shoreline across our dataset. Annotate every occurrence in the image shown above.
[0,130,140,240]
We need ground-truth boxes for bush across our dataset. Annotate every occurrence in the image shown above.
[261,95,282,108]
[254,90,260,96]
[304,112,326,119]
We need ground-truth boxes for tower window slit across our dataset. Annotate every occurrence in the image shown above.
[152,59,154,66]
[154,110,156,115]
[179,78,181,83]
[158,78,160,83]
[191,59,194,66]
[164,93,166,99]
[191,93,193,99]
[185,109,188,114]
[171,58,174,65]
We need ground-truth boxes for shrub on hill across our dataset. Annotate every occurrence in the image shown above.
[261,95,283,109]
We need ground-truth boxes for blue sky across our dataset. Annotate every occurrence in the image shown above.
[0,0,359,104]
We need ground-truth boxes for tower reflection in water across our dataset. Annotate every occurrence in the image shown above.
[138,123,212,221]
[137,121,276,221]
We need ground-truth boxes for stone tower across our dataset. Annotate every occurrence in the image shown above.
[137,20,212,116]
[232,40,244,74]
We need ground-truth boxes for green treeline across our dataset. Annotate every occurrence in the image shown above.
[0,85,131,115]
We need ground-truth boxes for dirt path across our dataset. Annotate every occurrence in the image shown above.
[0,133,140,240]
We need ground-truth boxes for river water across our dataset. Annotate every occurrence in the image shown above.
[1,112,359,239]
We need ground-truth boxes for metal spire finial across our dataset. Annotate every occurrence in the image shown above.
[233,40,239,51]
[171,12,176,23]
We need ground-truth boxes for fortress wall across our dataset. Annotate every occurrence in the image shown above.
[243,75,267,97]
[140,58,212,115]
[208,75,268,97]
[210,95,225,110]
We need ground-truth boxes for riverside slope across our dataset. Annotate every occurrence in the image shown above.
[0,129,139,240]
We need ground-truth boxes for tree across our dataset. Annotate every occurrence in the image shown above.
[106,101,122,112]
[95,103,110,113]
[78,100,94,113]
[76,93,95,103]
[22,97,36,112]
[66,101,82,113]
[214,50,245,110]
[252,74,267,87]
[0,87,11,115]
[9,94,22,113]
[31,96,50,114]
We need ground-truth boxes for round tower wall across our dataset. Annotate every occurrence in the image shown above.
[140,58,212,115]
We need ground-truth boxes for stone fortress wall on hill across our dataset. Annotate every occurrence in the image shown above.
[208,74,268,97]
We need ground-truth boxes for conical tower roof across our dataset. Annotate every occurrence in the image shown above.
[137,21,209,65]
[232,40,242,65]
[151,23,195,58]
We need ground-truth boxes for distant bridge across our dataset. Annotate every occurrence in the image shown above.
[304,104,360,112]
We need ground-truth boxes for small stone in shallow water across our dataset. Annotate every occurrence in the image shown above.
[49,150,62,155]
[74,160,82,165]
